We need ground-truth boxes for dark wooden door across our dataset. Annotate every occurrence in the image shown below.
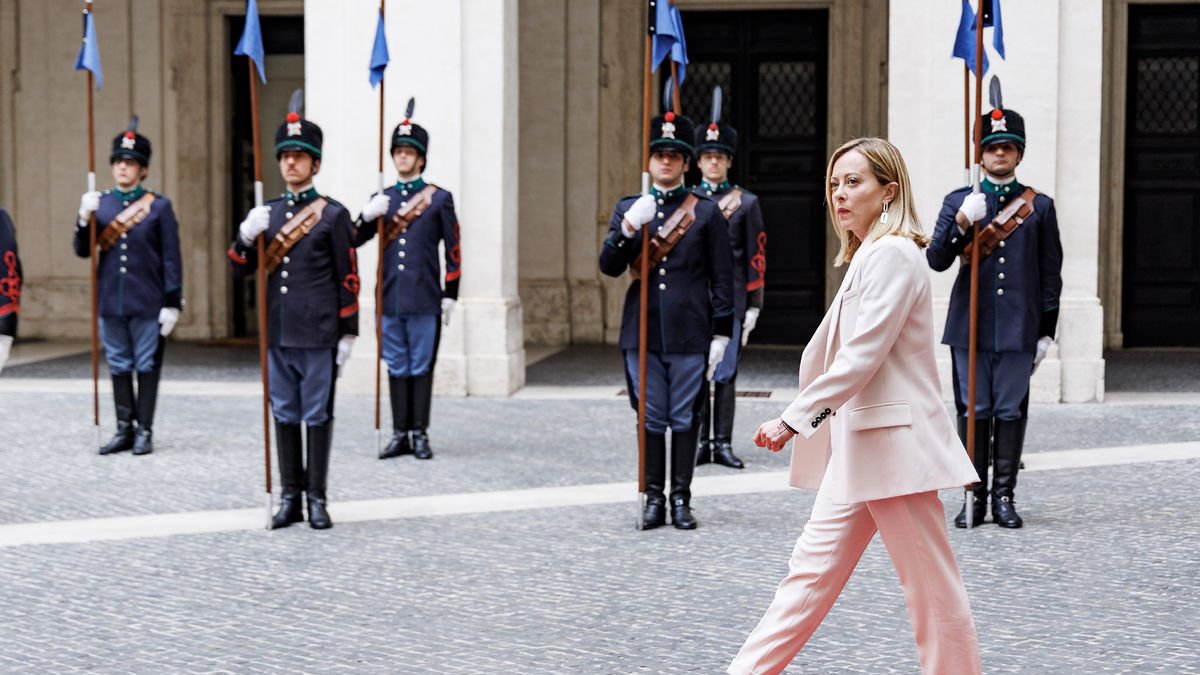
[680,10,828,345]
[229,15,304,338]
[1122,5,1200,347]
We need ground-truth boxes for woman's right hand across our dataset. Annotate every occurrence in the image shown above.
[754,417,796,453]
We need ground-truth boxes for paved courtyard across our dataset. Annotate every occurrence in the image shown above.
[0,344,1197,674]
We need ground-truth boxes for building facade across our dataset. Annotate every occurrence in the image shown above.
[2,0,1198,399]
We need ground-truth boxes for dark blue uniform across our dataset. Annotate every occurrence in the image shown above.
[73,187,183,374]
[695,180,766,381]
[600,184,735,433]
[927,180,1063,419]
[0,207,21,340]
[935,107,1060,528]
[354,177,461,377]
[600,182,735,522]
[228,187,359,425]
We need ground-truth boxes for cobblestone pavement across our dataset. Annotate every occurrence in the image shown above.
[0,347,1198,673]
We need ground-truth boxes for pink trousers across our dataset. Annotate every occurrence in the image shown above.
[728,485,982,675]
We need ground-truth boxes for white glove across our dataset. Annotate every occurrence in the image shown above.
[78,191,101,224]
[1032,336,1053,373]
[441,298,456,326]
[158,307,180,337]
[621,194,658,237]
[335,335,356,367]
[238,205,272,245]
[741,308,760,347]
[957,193,988,229]
[707,335,730,380]
[0,335,12,375]
[360,194,391,222]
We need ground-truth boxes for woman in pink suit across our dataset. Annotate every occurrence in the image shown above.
[728,138,982,675]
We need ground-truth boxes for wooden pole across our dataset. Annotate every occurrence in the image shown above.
[85,2,99,436]
[965,0,985,529]
[636,14,653,527]
[375,0,386,452]
[963,64,971,187]
[670,60,681,115]
[248,58,273,527]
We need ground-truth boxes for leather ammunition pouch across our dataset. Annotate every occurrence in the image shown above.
[631,194,699,280]
[962,187,1038,264]
[718,188,743,220]
[264,198,329,273]
[382,185,438,247]
[98,193,156,251]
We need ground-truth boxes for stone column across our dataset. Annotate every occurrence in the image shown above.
[1053,0,1105,403]
[445,0,525,395]
[306,0,524,396]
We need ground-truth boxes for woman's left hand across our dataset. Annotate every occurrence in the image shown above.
[754,418,796,453]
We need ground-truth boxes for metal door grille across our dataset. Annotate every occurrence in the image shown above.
[757,62,818,137]
[680,62,731,121]
[1134,57,1199,135]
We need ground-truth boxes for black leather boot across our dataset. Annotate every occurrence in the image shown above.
[271,422,304,529]
[694,382,712,466]
[379,376,412,459]
[306,422,334,530]
[711,379,745,469]
[670,427,699,530]
[642,431,668,529]
[99,374,137,455]
[954,416,992,528]
[411,373,434,459]
[670,495,697,530]
[992,418,1026,528]
[132,370,160,455]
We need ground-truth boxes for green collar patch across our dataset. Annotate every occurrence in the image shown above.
[701,180,732,194]
[651,184,688,200]
[113,185,147,202]
[395,176,427,193]
[981,177,1022,196]
[285,186,321,204]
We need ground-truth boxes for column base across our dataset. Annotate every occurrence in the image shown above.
[435,295,525,396]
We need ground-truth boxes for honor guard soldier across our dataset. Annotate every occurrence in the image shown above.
[74,118,183,456]
[0,206,21,374]
[599,111,736,530]
[927,104,1063,529]
[228,99,360,530]
[690,103,766,471]
[356,98,461,461]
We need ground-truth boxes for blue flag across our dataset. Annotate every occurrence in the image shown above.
[669,5,688,84]
[74,10,103,90]
[369,9,389,88]
[234,0,267,84]
[989,0,1005,59]
[651,2,688,84]
[951,0,989,75]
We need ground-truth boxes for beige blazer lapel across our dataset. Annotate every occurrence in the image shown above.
[823,289,844,371]
[824,238,874,370]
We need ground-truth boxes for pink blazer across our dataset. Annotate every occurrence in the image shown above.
[781,235,978,504]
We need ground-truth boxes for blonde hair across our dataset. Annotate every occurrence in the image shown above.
[825,137,929,267]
